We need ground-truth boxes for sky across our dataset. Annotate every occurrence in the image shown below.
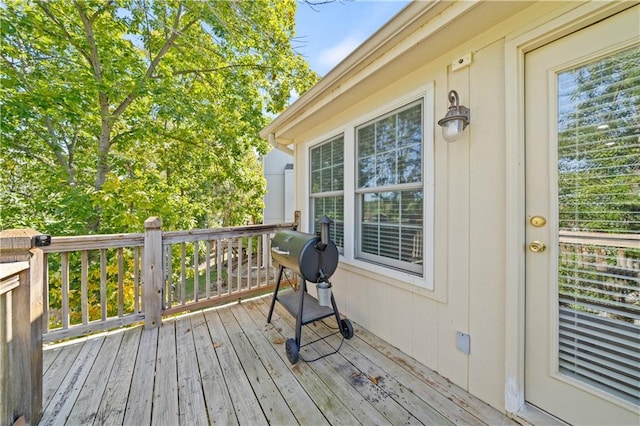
[294,1,412,76]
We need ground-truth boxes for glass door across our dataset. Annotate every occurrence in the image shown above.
[524,6,639,424]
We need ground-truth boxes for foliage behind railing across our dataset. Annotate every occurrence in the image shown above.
[41,233,145,343]
[40,219,295,343]
[558,230,640,323]
[160,223,293,316]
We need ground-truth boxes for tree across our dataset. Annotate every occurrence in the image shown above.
[1,0,318,234]
[557,46,640,234]
[556,46,639,326]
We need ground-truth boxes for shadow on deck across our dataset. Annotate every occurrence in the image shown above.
[40,295,519,425]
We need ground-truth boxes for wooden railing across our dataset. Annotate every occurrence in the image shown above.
[38,218,296,343]
[0,230,44,426]
[558,230,639,321]
[39,231,146,343]
[160,222,289,316]
[558,230,639,272]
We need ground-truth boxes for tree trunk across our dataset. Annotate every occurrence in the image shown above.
[95,117,112,192]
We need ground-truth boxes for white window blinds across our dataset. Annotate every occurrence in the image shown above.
[556,45,640,405]
[356,101,423,274]
[310,135,344,249]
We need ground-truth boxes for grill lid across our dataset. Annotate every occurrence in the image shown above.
[271,229,339,282]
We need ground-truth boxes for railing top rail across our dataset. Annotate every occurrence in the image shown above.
[162,222,296,245]
[0,261,29,295]
[41,233,145,253]
[39,222,297,253]
[0,261,30,280]
[559,230,640,249]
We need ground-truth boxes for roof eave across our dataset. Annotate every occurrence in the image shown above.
[260,0,453,143]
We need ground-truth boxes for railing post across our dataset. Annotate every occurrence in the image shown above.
[143,217,163,328]
[0,229,44,426]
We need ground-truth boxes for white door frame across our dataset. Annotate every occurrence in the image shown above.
[502,0,637,417]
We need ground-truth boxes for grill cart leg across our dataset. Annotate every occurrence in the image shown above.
[295,279,306,347]
[267,265,285,323]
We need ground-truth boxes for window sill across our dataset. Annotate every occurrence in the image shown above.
[337,257,445,302]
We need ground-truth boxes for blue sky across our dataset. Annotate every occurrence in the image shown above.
[294,1,411,76]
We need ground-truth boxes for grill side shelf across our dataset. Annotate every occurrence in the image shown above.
[276,289,334,325]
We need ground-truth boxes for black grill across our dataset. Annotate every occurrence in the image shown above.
[270,229,339,283]
[267,216,353,364]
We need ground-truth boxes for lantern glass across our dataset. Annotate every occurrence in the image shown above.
[442,119,466,142]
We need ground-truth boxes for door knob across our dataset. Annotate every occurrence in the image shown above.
[529,241,547,253]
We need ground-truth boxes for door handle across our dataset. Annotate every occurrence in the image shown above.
[529,241,547,253]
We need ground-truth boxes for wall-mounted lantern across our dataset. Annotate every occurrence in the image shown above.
[437,90,470,142]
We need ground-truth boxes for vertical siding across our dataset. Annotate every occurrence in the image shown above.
[468,39,507,410]
[438,64,471,388]
[411,295,439,368]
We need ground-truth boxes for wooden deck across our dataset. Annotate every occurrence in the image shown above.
[40,295,519,426]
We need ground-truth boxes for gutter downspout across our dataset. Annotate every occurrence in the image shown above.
[268,133,294,156]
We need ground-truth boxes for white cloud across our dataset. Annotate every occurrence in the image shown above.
[317,35,363,70]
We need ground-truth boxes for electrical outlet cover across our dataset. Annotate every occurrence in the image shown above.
[456,331,470,354]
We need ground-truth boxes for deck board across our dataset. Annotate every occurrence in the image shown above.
[176,315,208,426]
[262,298,425,426]
[66,331,123,425]
[42,339,87,408]
[94,326,142,425]
[42,345,63,376]
[252,299,386,425]
[310,317,455,425]
[353,323,519,426]
[40,336,104,425]
[311,317,478,425]
[204,309,268,426]
[40,294,520,426]
[152,319,179,426]
[190,311,237,425]
[123,326,157,425]
[231,301,330,426]
[218,307,298,425]
[243,299,362,426]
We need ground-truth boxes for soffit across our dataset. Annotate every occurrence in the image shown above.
[261,1,536,145]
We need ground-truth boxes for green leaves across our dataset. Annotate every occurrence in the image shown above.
[1,0,318,235]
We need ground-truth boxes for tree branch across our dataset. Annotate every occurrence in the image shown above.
[37,3,92,65]
[44,117,73,178]
[112,8,198,119]
[168,63,272,76]
[89,0,114,22]
[74,3,104,85]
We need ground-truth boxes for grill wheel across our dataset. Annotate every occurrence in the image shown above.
[285,338,299,364]
[340,319,354,339]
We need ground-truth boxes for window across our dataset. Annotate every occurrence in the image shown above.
[305,86,432,287]
[310,135,344,249]
[356,101,423,274]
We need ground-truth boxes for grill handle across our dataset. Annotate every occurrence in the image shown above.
[272,247,290,256]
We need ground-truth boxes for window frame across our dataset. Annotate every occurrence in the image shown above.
[304,82,434,290]
[309,134,345,252]
[355,100,424,275]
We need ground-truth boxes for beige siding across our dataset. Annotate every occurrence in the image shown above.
[282,1,619,416]
[468,38,507,410]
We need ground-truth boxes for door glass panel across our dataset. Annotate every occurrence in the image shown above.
[556,46,640,405]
